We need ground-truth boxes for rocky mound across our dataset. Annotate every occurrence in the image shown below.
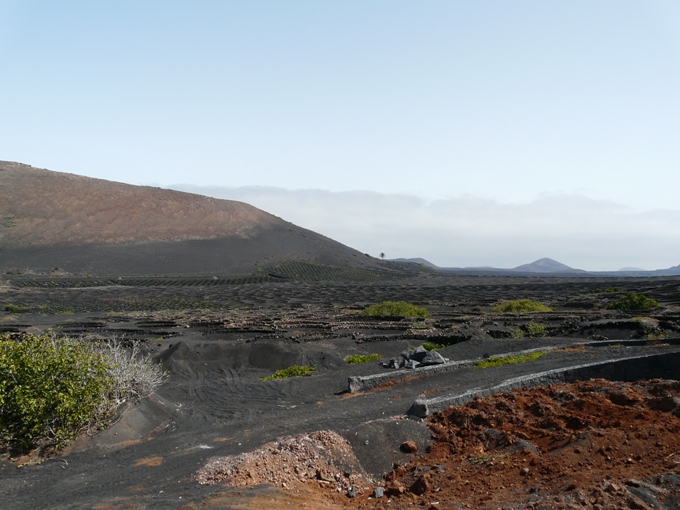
[0,161,377,276]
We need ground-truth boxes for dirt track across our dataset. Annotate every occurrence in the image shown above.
[1,275,679,509]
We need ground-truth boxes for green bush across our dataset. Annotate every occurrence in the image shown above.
[3,305,27,314]
[524,321,547,337]
[362,301,429,319]
[0,333,165,451]
[474,351,547,369]
[492,299,552,313]
[0,334,110,449]
[345,353,380,364]
[608,293,659,311]
[421,342,444,352]
[260,365,316,381]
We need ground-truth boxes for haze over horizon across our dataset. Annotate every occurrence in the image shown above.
[2,2,679,271]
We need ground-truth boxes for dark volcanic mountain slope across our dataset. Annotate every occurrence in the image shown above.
[0,161,377,276]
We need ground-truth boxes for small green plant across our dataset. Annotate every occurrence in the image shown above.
[362,301,429,319]
[605,287,621,293]
[492,299,552,313]
[474,351,547,369]
[608,293,659,311]
[4,305,27,314]
[345,353,380,364]
[421,342,444,351]
[260,365,316,381]
[524,321,547,337]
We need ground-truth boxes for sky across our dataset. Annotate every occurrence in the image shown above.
[1,1,679,270]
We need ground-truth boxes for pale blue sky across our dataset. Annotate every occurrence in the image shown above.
[2,2,679,269]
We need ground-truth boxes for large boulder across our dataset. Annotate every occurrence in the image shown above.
[420,350,447,366]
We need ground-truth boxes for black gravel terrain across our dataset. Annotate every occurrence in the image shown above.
[1,274,679,509]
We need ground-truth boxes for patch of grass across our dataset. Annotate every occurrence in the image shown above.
[492,299,552,313]
[524,321,547,337]
[607,292,659,311]
[362,301,429,319]
[3,305,27,314]
[345,353,380,364]
[0,333,165,451]
[421,342,444,351]
[260,365,316,381]
[474,351,547,369]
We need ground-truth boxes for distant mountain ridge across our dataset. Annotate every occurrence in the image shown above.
[510,258,585,273]
[392,256,680,277]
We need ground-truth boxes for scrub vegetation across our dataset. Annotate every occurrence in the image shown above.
[345,353,380,364]
[362,301,429,319]
[3,304,27,314]
[474,351,547,369]
[607,292,660,311]
[511,321,548,338]
[0,333,165,451]
[260,365,316,381]
[492,299,552,313]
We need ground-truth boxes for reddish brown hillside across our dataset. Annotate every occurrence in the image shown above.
[0,161,279,247]
[0,161,376,276]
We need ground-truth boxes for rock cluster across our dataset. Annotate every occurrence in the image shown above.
[381,345,449,369]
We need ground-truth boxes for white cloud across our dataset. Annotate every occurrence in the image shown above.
[171,185,680,272]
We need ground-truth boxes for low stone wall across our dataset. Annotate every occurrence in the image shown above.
[348,338,680,394]
[348,346,557,393]
[407,351,680,418]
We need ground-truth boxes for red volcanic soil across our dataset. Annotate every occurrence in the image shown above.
[349,379,680,509]
[0,161,377,275]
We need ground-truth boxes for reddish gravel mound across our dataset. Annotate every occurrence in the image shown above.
[353,379,680,509]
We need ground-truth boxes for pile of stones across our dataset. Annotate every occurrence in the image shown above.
[381,345,448,370]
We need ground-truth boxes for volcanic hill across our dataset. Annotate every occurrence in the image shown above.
[0,161,378,276]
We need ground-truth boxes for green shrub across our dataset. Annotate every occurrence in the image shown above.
[605,287,621,293]
[608,293,659,311]
[3,305,27,314]
[260,365,316,381]
[474,351,547,369]
[0,334,110,449]
[524,321,547,337]
[511,321,547,338]
[0,333,165,451]
[345,353,380,364]
[362,301,429,319]
[421,342,444,352]
[492,299,552,313]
